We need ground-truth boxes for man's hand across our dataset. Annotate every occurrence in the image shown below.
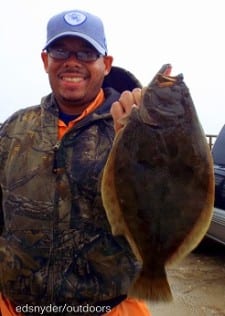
[110,88,142,133]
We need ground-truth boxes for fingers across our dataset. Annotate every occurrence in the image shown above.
[132,87,142,106]
[111,88,142,133]
[110,100,124,133]
[118,88,141,113]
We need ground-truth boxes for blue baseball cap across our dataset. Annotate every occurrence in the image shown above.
[43,10,108,55]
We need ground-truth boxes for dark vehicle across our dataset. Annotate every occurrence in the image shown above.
[207,125,225,245]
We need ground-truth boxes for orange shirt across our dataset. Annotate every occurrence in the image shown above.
[0,89,151,316]
[104,298,151,316]
[0,294,22,316]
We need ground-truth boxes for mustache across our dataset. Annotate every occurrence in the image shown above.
[58,67,88,76]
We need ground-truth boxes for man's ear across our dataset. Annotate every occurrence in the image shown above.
[103,55,113,76]
[41,51,49,73]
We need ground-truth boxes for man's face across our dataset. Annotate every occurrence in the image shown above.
[41,36,113,114]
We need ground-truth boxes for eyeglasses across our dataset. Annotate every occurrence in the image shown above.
[47,47,102,62]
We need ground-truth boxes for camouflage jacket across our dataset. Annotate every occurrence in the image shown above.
[0,88,141,312]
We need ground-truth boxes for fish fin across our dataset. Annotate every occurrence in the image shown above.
[101,130,143,263]
[167,159,214,266]
[128,266,173,302]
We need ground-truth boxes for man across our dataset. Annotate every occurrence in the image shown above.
[0,9,151,316]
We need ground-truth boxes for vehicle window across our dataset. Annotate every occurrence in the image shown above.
[212,125,225,166]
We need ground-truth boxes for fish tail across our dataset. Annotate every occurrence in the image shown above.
[128,265,173,302]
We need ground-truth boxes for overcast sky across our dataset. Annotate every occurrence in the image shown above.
[0,0,225,134]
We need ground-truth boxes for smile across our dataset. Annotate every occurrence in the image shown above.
[61,76,84,83]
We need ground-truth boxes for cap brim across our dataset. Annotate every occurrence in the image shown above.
[43,32,106,55]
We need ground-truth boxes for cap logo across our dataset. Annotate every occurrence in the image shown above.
[64,12,86,26]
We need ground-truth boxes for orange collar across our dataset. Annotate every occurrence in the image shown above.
[58,89,105,139]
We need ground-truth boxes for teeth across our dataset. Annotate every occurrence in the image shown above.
[62,77,83,83]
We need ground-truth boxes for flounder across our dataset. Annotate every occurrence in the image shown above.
[101,64,214,301]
